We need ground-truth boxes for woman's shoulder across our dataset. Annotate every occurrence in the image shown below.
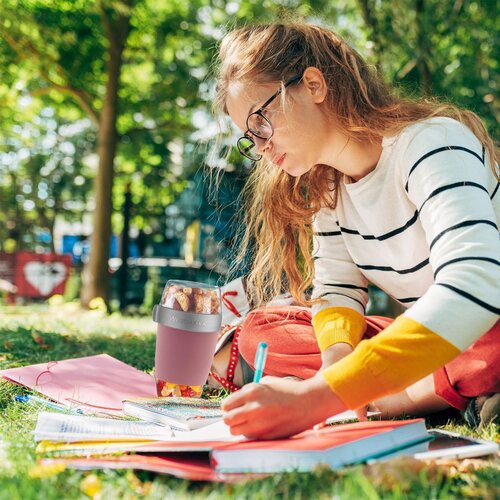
[382,116,474,144]
[383,116,481,154]
[405,116,479,144]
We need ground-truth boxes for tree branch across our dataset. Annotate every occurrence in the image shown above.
[356,0,382,66]
[436,0,464,39]
[396,59,417,80]
[415,0,432,94]
[451,0,465,25]
[30,84,100,125]
[98,0,131,54]
[98,0,116,49]
[357,0,377,32]
[0,28,100,124]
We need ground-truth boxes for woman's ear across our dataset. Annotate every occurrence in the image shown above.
[302,67,328,104]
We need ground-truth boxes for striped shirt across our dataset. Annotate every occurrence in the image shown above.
[311,117,499,409]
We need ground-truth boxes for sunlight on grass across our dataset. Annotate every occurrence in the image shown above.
[0,304,498,499]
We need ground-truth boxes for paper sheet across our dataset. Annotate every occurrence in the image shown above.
[33,412,173,442]
[170,419,243,442]
[326,410,380,424]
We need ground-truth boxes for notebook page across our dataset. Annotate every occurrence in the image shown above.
[171,420,243,442]
[33,412,173,442]
[326,410,380,424]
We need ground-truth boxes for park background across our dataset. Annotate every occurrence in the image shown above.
[0,0,497,313]
[0,2,499,498]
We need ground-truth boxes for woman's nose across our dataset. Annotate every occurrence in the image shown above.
[254,136,272,154]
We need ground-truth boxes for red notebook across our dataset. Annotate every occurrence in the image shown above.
[40,454,235,483]
[209,419,429,473]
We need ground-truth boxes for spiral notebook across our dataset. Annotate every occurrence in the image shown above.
[123,397,223,430]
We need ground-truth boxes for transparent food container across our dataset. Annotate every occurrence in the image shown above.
[152,280,222,397]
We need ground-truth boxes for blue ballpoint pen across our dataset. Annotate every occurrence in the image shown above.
[252,342,268,383]
[14,394,84,414]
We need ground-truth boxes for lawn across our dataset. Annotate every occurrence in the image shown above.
[0,303,498,499]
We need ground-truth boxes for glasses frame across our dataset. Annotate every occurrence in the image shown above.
[237,74,302,161]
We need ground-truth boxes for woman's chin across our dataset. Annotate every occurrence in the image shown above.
[281,162,312,177]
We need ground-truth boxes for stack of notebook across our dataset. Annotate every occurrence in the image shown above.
[0,353,458,481]
[33,410,430,478]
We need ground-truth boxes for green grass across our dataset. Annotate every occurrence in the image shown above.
[0,304,498,499]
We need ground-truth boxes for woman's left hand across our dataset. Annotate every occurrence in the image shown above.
[221,374,347,439]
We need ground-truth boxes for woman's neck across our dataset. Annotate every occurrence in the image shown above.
[323,133,383,182]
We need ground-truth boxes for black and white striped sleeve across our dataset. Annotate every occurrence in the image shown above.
[401,119,500,350]
[311,207,369,317]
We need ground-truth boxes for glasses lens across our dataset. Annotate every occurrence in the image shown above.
[237,136,261,160]
[247,112,273,139]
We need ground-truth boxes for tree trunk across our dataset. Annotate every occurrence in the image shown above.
[415,0,432,95]
[38,209,56,253]
[357,0,382,68]
[80,9,130,308]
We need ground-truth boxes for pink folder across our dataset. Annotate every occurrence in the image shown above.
[0,354,157,414]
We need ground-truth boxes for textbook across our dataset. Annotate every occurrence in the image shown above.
[122,397,223,431]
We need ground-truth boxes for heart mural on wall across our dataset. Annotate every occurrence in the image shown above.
[23,262,67,296]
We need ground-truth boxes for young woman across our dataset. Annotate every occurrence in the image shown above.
[214,23,499,439]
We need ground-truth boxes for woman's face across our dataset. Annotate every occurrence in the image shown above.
[225,69,341,177]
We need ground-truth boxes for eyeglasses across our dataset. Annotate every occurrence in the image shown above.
[237,75,302,161]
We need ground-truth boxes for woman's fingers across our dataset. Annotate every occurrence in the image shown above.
[223,400,261,426]
[221,383,261,412]
[223,407,249,428]
[355,406,368,421]
[226,410,289,440]
[221,376,345,439]
[259,375,282,384]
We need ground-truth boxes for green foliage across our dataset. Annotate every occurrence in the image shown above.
[0,109,95,251]
[140,266,162,314]
[0,0,225,248]
[62,269,82,302]
[0,0,497,283]
[311,0,499,138]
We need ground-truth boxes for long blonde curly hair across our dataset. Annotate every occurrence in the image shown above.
[213,22,499,307]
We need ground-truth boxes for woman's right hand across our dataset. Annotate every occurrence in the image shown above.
[320,342,368,421]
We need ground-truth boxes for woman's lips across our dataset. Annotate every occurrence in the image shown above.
[273,153,286,166]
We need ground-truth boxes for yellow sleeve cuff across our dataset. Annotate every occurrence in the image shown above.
[321,315,461,409]
[312,307,366,351]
